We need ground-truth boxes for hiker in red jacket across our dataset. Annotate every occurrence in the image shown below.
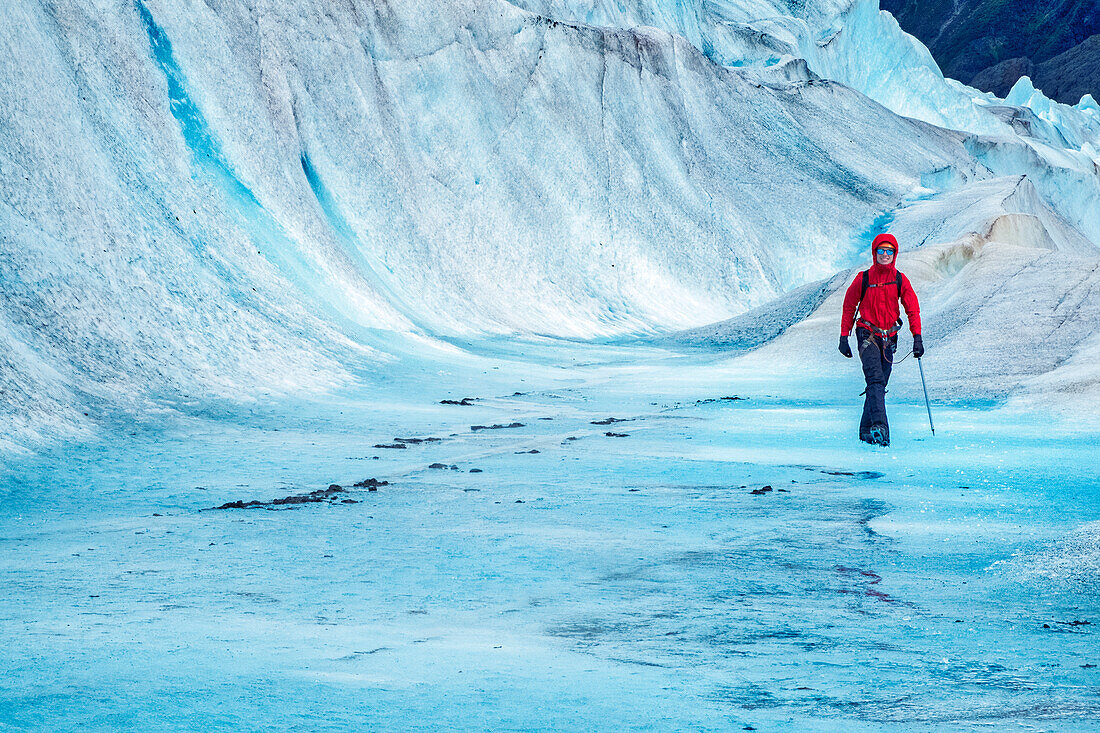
[838,233,923,446]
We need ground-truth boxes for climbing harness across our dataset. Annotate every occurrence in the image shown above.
[856,326,911,365]
[856,270,909,364]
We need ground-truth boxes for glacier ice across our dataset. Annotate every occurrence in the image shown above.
[3,1,1100,728]
[675,174,1100,408]
[2,348,1099,730]
[0,0,957,448]
[3,0,1099,456]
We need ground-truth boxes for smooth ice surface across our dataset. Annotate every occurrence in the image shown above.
[2,343,1099,731]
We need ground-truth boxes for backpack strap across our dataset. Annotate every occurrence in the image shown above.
[857,271,906,335]
[860,270,904,300]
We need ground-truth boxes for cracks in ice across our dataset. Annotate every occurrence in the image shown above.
[597,35,614,243]
[487,20,548,152]
[1042,262,1100,366]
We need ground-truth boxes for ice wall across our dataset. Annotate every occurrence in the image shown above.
[513,1,1100,239]
[514,1,1100,143]
[132,0,992,334]
[2,0,1100,452]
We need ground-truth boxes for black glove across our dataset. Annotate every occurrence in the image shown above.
[839,335,852,358]
[912,334,924,359]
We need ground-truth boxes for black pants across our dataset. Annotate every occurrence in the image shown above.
[857,327,897,442]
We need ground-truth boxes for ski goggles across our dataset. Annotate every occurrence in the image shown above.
[875,247,896,256]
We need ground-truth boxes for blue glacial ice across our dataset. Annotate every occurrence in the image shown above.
[1,0,1100,729]
[3,347,1100,731]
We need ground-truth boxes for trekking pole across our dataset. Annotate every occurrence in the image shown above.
[917,357,934,436]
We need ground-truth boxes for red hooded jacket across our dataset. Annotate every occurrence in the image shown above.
[840,233,921,336]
